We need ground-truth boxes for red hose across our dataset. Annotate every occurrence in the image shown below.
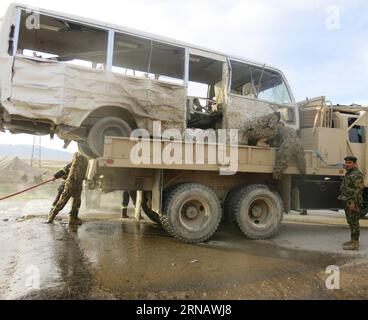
[0,177,56,201]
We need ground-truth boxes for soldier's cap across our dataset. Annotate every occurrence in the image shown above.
[344,156,358,163]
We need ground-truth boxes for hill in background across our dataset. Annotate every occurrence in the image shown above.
[0,144,73,161]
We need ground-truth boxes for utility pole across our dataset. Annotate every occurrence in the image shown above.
[38,136,42,168]
[30,136,35,167]
[30,136,42,168]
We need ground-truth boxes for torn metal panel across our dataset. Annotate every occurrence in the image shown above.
[0,56,13,101]
[224,94,277,130]
[4,56,186,134]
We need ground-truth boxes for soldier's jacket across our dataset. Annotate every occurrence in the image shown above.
[66,153,89,186]
[339,168,365,203]
[240,112,280,145]
[54,153,88,188]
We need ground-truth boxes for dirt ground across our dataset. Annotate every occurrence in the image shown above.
[0,184,367,300]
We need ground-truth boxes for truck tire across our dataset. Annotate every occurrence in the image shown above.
[87,117,132,157]
[78,140,98,159]
[223,185,246,223]
[233,184,284,240]
[161,183,222,243]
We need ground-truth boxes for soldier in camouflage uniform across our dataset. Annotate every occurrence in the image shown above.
[49,162,72,214]
[47,153,89,225]
[271,122,306,181]
[240,112,281,146]
[338,156,365,251]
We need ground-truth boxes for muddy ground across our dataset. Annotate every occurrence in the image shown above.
[0,184,367,300]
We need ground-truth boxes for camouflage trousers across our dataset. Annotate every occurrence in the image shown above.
[345,201,360,241]
[273,141,306,181]
[51,181,83,218]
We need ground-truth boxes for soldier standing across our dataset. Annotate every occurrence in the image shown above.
[271,122,306,182]
[339,156,365,251]
[47,153,89,225]
[240,112,281,146]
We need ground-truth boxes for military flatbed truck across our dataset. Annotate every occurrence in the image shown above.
[1,5,367,243]
[85,97,368,244]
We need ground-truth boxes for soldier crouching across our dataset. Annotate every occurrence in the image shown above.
[239,112,281,146]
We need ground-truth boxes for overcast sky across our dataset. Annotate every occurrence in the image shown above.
[0,0,367,153]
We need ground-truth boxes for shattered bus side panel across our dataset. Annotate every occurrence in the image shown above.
[224,94,277,130]
[3,56,186,135]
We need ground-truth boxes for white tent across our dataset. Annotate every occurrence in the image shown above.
[0,156,43,183]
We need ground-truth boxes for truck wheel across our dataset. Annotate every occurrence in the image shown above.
[223,185,246,223]
[161,183,222,243]
[87,117,132,157]
[233,184,284,240]
[78,140,98,159]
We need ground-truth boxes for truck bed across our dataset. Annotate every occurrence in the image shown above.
[95,136,344,177]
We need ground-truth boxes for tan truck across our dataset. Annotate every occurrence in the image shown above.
[85,96,368,243]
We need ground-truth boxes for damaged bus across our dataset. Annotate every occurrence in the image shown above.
[0,3,296,158]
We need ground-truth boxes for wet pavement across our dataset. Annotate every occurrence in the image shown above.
[0,198,368,300]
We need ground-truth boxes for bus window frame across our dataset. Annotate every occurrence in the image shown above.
[14,8,111,69]
[228,57,295,106]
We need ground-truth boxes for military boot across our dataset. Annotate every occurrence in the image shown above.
[343,240,359,251]
[342,240,353,246]
[69,215,83,226]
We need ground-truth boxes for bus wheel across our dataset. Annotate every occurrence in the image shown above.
[161,183,222,244]
[87,117,132,157]
[233,184,284,240]
[78,140,98,159]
